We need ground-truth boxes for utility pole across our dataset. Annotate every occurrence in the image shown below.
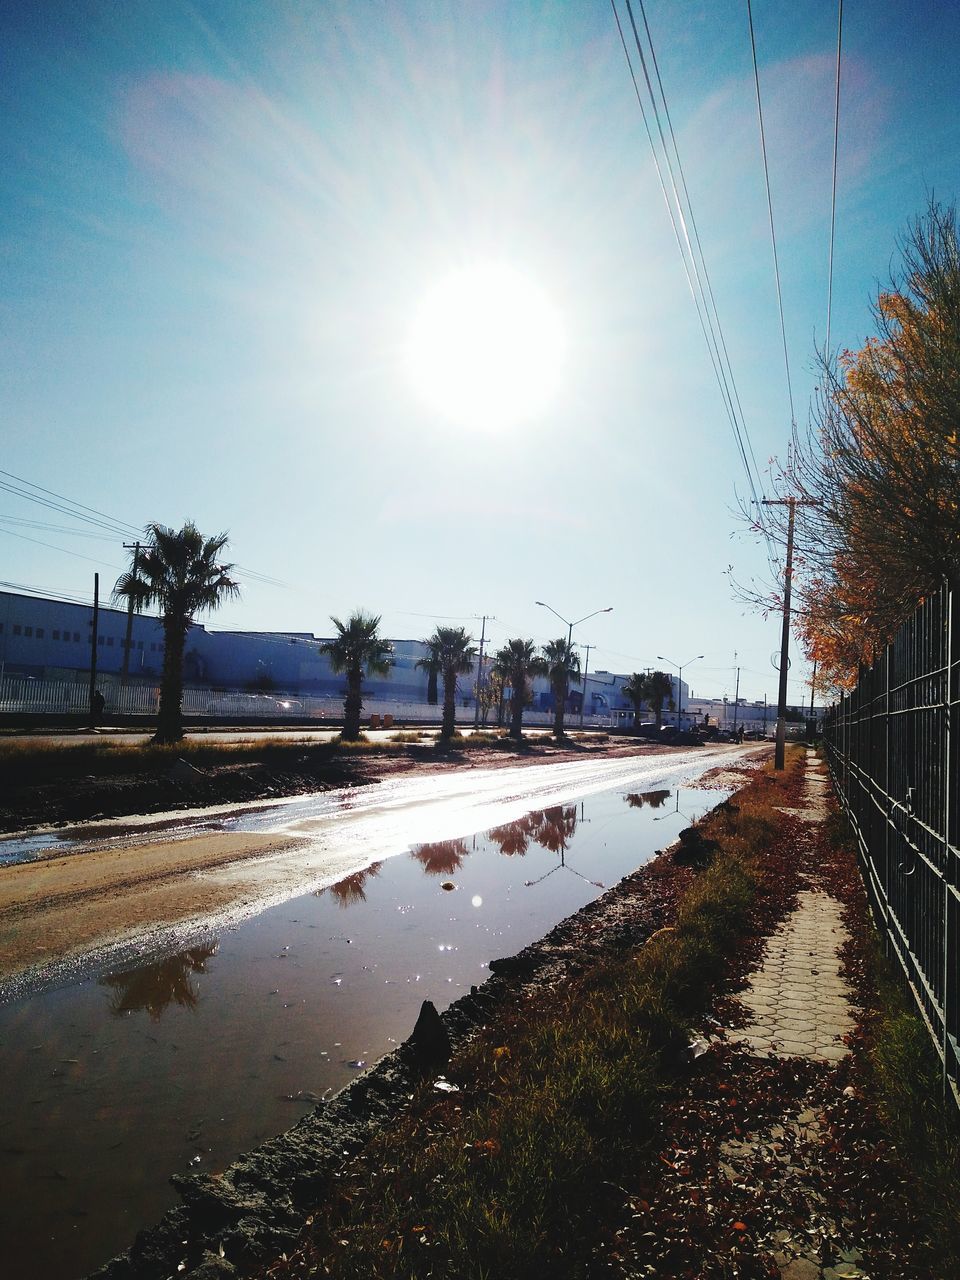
[761,496,816,769]
[88,572,100,726]
[733,662,741,735]
[473,615,494,729]
[809,658,817,721]
[579,643,594,728]
[120,541,140,686]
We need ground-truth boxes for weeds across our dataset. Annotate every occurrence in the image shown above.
[267,762,795,1280]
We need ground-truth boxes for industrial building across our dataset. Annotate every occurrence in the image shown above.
[0,588,687,718]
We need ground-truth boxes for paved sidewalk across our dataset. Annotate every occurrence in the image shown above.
[724,753,865,1280]
[732,759,855,1062]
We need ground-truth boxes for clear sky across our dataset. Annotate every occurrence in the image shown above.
[3,0,958,706]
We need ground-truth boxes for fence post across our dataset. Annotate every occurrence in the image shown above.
[945,580,955,1095]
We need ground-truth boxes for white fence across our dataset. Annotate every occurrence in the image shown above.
[0,675,612,729]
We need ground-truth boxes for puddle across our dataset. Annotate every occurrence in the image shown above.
[0,777,723,1279]
[0,831,71,865]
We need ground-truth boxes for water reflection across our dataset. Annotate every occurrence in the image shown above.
[624,788,671,810]
[410,839,469,876]
[101,942,218,1021]
[487,804,578,857]
[320,862,383,907]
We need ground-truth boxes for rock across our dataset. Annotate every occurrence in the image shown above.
[187,1251,238,1278]
[673,827,719,867]
[488,954,538,977]
[406,1000,450,1066]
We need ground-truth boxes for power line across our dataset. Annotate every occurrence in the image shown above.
[0,515,119,541]
[0,468,289,593]
[610,0,777,567]
[825,0,844,356]
[745,0,796,427]
[0,526,123,570]
[0,468,139,536]
[633,0,769,510]
[0,579,97,607]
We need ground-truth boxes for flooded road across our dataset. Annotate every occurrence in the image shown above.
[0,747,749,992]
[0,747,758,1278]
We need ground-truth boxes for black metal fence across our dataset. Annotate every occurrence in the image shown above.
[823,582,959,1105]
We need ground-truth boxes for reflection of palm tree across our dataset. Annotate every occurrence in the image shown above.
[487,816,534,856]
[487,806,578,856]
[321,862,383,906]
[624,789,671,810]
[530,805,578,852]
[101,942,219,1021]
[410,839,468,876]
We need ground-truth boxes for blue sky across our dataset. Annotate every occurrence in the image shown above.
[3,0,958,705]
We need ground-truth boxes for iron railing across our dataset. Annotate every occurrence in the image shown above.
[823,582,959,1105]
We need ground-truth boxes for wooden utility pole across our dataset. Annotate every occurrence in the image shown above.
[733,664,741,734]
[88,572,100,725]
[761,496,816,769]
[473,615,494,729]
[578,643,594,728]
[120,541,140,685]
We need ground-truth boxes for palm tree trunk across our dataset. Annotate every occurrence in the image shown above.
[654,701,663,731]
[553,680,565,738]
[440,670,456,739]
[343,667,363,740]
[510,680,524,739]
[155,617,187,743]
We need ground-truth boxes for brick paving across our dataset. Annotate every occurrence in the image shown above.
[732,760,855,1063]
[723,754,867,1279]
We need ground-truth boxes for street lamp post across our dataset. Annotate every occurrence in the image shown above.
[535,601,613,725]
[657,653,704,729]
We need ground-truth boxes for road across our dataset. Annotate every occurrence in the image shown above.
[0,744,764,996]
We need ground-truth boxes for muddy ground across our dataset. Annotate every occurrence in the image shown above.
[0,736,668,834]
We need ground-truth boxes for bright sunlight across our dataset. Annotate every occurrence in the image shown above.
[404,262,565,430]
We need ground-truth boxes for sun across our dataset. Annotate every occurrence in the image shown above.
[404,262,565,430]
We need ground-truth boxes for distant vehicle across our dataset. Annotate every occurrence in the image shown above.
[633,722,661,739]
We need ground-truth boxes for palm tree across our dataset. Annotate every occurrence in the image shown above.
[494,638,548,740]
[644,669,675,730]
[423,626,476,739]
[621,672,649,732]
[415,640,441,705]
[114,522,239,743]
[320,612,393,740]
[542,637,581,739]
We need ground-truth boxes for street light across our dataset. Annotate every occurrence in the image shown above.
[535,602,613,724]
[657,653,704,729]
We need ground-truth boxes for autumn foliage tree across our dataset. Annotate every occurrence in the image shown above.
[758,202,960,689]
